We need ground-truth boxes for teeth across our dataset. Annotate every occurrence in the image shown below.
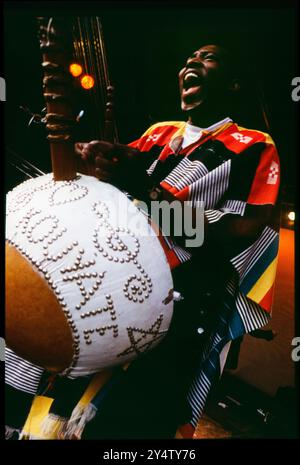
[184,72,199,81]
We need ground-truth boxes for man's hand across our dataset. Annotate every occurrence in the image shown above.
[75,140,122,182]
[75,140,151,198]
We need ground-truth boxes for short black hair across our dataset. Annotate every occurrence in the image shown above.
[182,32,253,84]
[202,40,251,84]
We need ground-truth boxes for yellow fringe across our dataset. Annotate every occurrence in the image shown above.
[21,368,116,439]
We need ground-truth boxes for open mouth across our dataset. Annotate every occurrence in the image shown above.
[182,71,203,99]
[183,71,203,90]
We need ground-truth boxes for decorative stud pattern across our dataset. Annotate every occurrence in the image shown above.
[80,294,116,321]
[6,178,54,214]
[92,200,153,304]
[92,201,110,221]
[117,314,164,358]
[123,273,152,303]
[16,208,67,249]
[49,181,88,206]
[55,242,107,310]
[93,224,141,264]
[83,325,118,345]
[6,174,174,378]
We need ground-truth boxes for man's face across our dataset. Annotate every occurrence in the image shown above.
[179,44,231,112]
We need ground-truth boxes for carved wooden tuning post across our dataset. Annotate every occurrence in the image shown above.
[37,17,77,181]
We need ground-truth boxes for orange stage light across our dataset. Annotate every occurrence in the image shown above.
[69,63,83,77]
[80,75,95,90]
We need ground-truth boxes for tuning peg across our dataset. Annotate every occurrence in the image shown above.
[19,105,44,127]
[28,114,43,127]
[106,85,115,103]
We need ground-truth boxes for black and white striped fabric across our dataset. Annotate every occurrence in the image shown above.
[230,226,278,281]
[188,159,232,209]
[205,199,246,223]
[5,347,44,395]
[164,157,209,192]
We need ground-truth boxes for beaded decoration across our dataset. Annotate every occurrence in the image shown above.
[6,173,174,377]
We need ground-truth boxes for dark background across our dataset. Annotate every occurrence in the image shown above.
[3,1,298,201]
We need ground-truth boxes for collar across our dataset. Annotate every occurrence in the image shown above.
[186,116,232,133]
[160,117,233,159]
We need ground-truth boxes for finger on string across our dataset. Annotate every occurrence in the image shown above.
[74,142,86,157]
[81,148,91,161]
[81,142,103,161]
[86,140,117,162]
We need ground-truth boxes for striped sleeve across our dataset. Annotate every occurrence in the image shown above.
[5,347,44,395]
